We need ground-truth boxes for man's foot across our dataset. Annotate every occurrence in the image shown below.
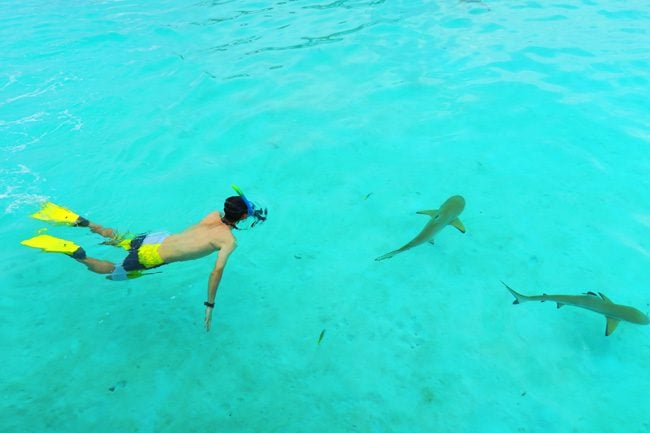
[73,216,90,227]
[70,247,87,260]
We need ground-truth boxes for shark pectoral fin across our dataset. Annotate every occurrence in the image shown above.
[449,218,466,233]
[556,303,565,309]
[416,209,439,217]
[605,317,620,336]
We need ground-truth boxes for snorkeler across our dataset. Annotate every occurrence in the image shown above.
[21,185,267,331]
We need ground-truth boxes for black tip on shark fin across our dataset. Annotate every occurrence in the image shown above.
[512,299,519,305]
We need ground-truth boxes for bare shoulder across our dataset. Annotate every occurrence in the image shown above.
[221,228,237,246]
[209,230,236,256]
[200,211,223,224]
[206,218,237,250]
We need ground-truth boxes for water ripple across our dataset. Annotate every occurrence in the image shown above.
[303,0,386,10]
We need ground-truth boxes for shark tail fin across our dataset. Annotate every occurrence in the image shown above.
[375,249,400,261]
[502,281,525,304]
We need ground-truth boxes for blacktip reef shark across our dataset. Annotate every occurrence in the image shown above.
[503,282,650,336]
[375,195,466,261]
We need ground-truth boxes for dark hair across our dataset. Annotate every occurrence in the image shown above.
[223,196,248,223]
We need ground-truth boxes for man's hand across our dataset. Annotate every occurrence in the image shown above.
[204,307,213,331]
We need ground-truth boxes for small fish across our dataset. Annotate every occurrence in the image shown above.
[317,329,326,345]
[503,281,650,336]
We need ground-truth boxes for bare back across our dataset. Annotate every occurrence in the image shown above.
[157,212,235,264]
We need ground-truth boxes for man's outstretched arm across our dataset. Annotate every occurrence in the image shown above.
[204,243,236,331]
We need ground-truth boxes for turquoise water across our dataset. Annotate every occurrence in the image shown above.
[2,0,650,431]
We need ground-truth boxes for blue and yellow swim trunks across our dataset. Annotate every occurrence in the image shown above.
[110,232,169,280]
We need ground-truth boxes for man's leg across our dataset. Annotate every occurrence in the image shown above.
[73,213,121,240]
[88,222,118,239]
[85,221,133,248]
[76,257,115,274]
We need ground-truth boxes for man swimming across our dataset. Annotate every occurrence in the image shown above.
[21,186,267,331]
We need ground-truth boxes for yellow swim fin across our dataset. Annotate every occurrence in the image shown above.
[31,202,88,226]
[20,234,86,259]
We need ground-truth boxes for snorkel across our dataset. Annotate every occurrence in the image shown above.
[231,184,267,228]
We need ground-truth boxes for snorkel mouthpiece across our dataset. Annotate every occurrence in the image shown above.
[231,184,267,228]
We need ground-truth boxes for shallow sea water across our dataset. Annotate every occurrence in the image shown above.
[1,1,650,432]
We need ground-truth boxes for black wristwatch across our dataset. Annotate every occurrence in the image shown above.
[204,301,215,308]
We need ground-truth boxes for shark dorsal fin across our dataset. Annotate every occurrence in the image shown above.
[585,291,598,297]
[449,218,466,233]
[605,317,620,336]
[416,209,439,218]
[599,292,613,303]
